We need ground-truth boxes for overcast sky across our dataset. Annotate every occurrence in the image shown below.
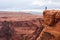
[0,0,60,12]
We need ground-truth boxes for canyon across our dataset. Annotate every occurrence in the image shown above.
[0,10,60,40]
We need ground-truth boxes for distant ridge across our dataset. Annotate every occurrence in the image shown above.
[0,11,43,21]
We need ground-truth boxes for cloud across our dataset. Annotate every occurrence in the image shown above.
[21,9,43,12]
[31,0,52,6]
[31,0,44,6]
[0,0,60,11]
[31,0,60,9]
[0,0,33,9]
[52,0,60,2]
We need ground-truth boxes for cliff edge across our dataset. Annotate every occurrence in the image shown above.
[37,10,60,40]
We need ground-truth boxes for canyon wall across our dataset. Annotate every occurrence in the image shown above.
[37,10,60,40]
[0,17,43,40]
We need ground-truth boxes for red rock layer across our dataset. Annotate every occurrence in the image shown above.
[0,12,43,40]
[37,10,60,40]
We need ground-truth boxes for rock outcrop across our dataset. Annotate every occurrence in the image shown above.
[37,10,60,40]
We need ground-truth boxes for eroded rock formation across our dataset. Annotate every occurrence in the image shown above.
[0,16,43,40]
[37,10,60,40]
